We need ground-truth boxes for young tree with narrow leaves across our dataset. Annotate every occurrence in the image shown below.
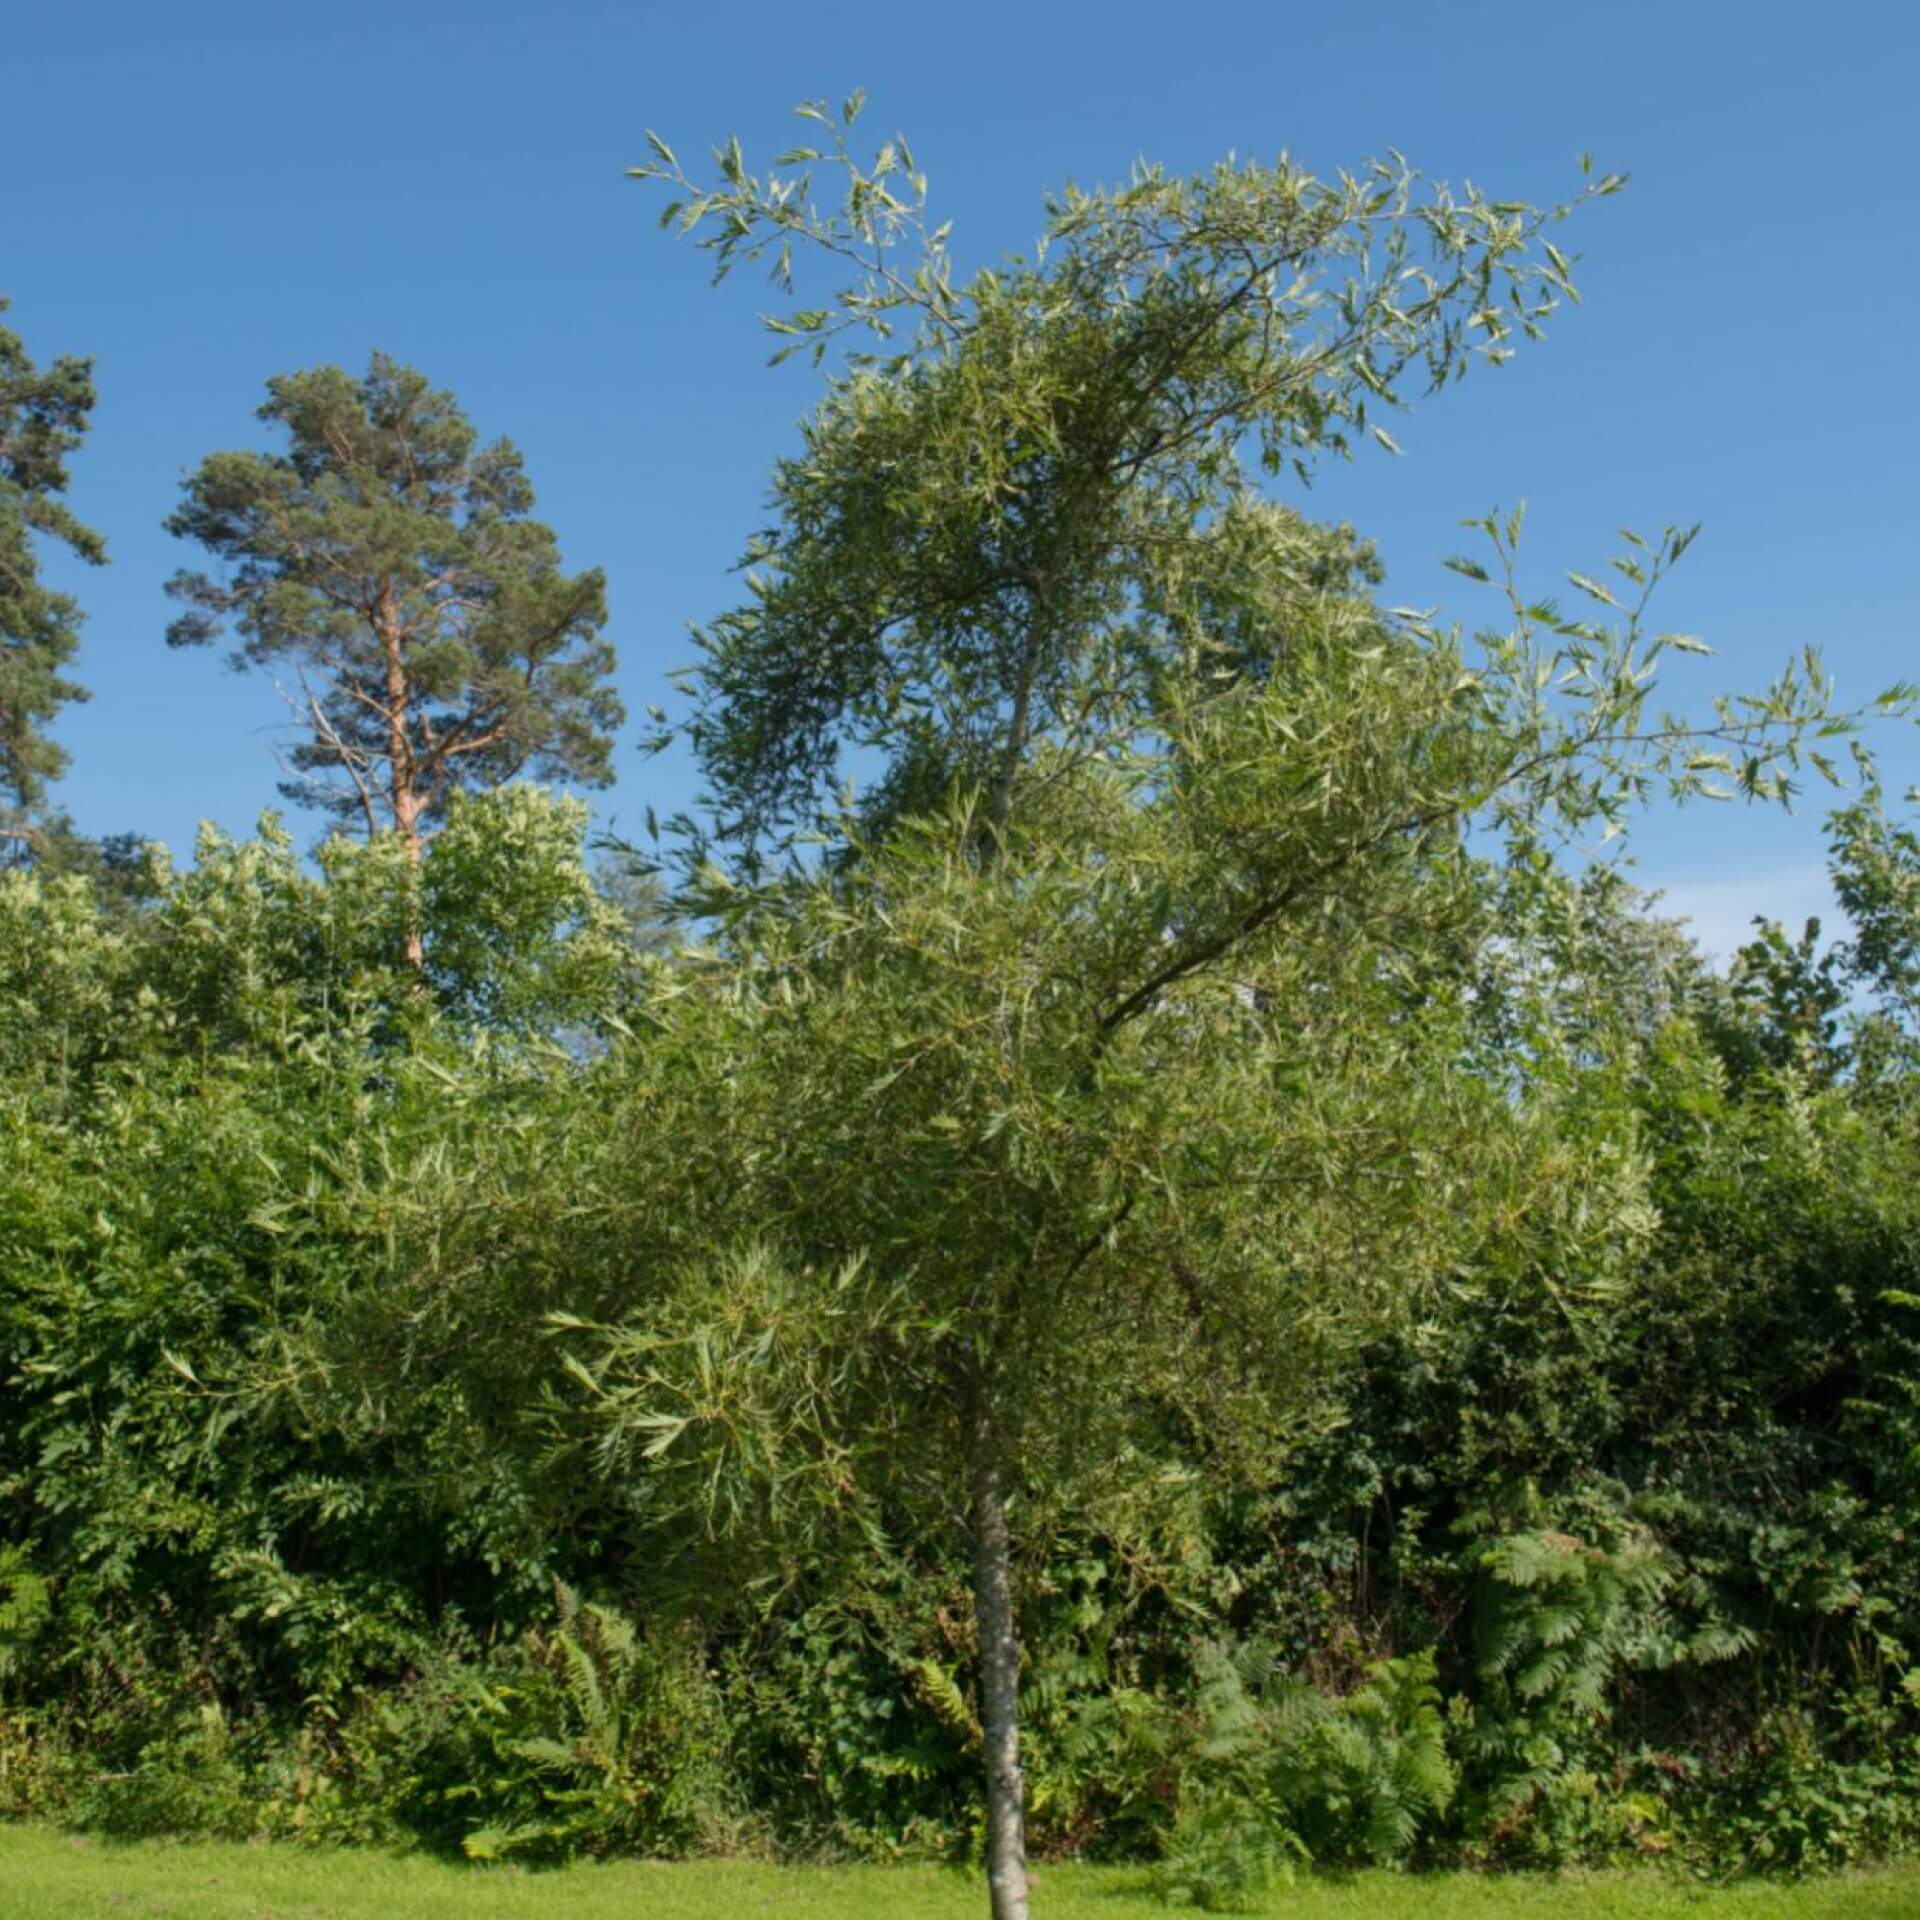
[632,96,1627,862]
[165,355,622,961]
[598,100,1887,1920]
[0,297,104,861]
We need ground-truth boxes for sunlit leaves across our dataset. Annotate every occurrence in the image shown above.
[624,104,1635,855]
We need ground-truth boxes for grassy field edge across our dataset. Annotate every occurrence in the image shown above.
[5,1825,1920,1918]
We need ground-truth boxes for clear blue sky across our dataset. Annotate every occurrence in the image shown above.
[11,0,1916,954]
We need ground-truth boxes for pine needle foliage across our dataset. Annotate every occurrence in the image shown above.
[0,297,103,852]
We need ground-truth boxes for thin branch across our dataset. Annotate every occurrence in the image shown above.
[1095,800,1456,1046]
[287,670,383,841]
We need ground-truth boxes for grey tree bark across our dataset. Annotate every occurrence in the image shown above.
[969,1386,1031,1920]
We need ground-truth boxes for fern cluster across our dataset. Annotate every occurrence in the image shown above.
[453,1585,735,1863]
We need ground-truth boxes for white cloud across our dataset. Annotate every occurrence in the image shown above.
[1644,862,1840,965]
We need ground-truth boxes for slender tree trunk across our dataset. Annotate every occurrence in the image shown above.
[976,591,1045,1917]
[390,778,426,972]
[969,1383,1030,1920]
[376,585,427,972]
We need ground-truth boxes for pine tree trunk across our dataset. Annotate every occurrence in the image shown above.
[392,792,426,972]
[970,1388,1031,1920]
[376,584,427,973]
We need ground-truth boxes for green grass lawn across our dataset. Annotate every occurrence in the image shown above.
[3,1830,1918,1920]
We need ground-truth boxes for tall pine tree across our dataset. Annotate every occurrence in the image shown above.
[166,354,623,880]
[0,297,104,859]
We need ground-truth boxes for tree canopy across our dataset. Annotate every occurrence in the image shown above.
[0,296,104,856]
[603,101,1881,1920]
[165,355,623,867]
[633,100,1627,860]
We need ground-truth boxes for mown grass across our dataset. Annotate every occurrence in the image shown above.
[4,1830,1919,1920]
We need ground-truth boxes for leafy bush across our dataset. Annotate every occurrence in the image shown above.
[1270,1651,1456,1865]
[9,795,1920,1877]
[448,1587,736,1862]
[1153,1791,1305,1911]
[1172,1641,1454,1877]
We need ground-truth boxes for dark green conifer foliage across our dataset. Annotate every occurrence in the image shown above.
[165,355,622,869]
[0,297,104,855]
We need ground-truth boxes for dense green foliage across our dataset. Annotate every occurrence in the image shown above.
[626,101,1877,1920]
[5,779,1920,1886]
[0,295,104,854]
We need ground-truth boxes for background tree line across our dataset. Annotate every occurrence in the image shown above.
[3,96,1919,1915]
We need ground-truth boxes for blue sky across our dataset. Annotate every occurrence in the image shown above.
[11,0,1916,956]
